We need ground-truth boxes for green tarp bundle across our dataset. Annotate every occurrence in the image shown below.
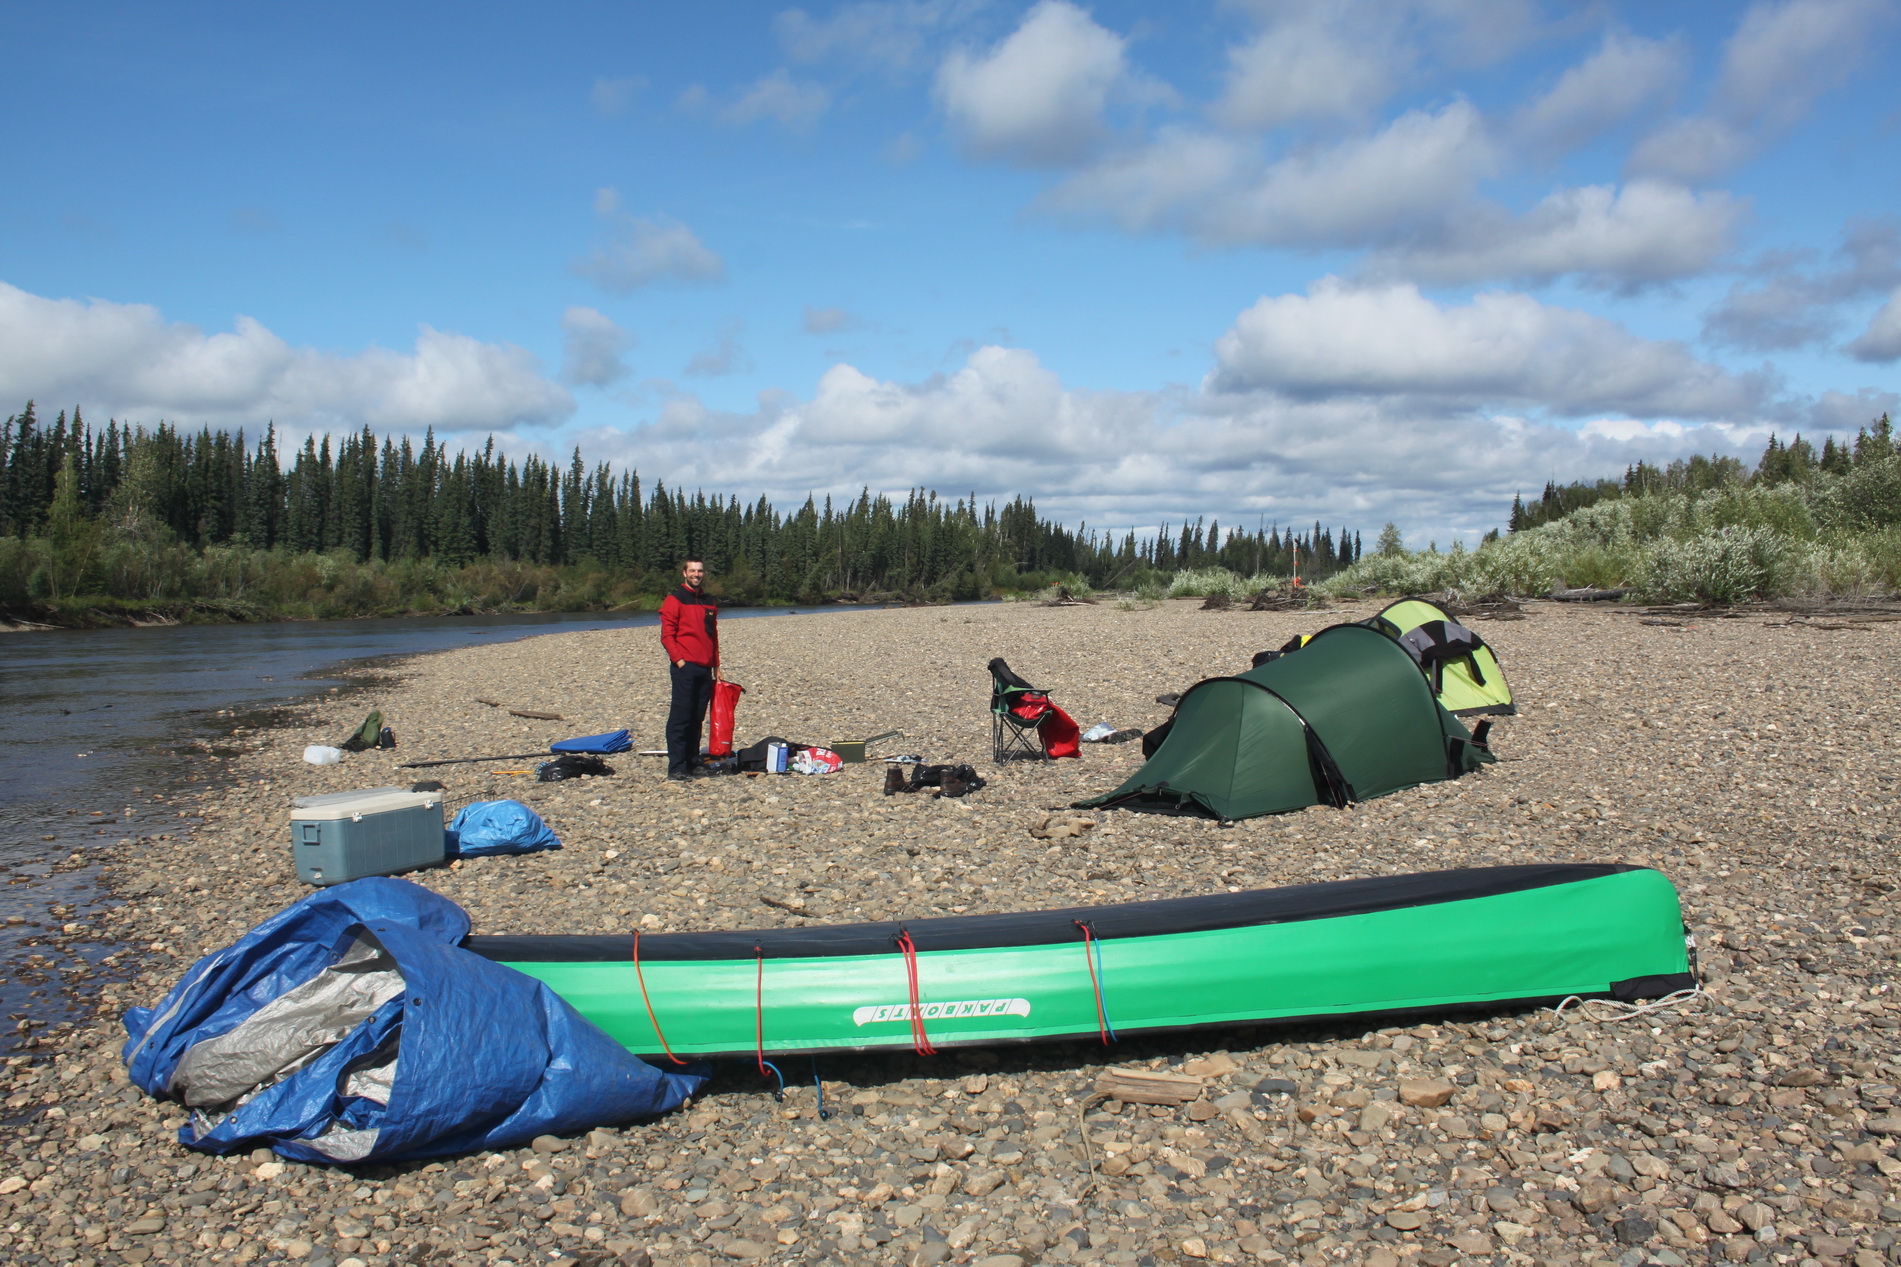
[1078,623,1490,821]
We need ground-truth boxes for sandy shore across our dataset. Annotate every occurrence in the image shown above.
[4,598,1899,1267]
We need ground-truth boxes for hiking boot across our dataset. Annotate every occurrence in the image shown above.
[666,770,692,782]
[883,767,907,796]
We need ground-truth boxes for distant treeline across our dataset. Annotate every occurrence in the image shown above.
[0,402,1362,619]
[1323,412,1901,606]
[1508,417,1896,533]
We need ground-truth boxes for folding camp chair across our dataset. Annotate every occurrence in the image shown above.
[987,657,1050,763]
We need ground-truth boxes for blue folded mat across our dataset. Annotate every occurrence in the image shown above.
[549,729,631,755]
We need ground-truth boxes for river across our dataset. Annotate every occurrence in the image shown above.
[0,605,835,1053]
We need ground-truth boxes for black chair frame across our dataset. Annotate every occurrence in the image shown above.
[987,657,1050,764]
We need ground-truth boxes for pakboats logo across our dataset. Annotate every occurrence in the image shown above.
[852,998,1031,1027]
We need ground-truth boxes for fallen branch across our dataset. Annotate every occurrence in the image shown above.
[1093,1068,1205,1106]
[1547,587,1629,602]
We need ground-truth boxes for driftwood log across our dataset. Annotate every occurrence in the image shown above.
[1093,1068,1205,1105]
[1548,587,1630,602]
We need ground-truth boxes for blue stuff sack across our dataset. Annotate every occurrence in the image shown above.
[121,877,706,1164]
[549,729,632,754]
[445,800,562,858]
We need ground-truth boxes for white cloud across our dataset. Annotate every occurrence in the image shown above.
[1201,102,1495,247]
[570,190,725,294]
[1510,30,1685,158]
[934,0,1137,167]
[1207,277,1768,419]
[1845,288,1901,362]
[686,323,752,377]
[1629,0,1893,182]
[776,1,973,74]
[1050,96,1735,290]
[1049,102,1494,249]
[1212,11,1403,131]
[1372,180,1741,289]
[560,306,634,387]
[1705,217,1901,351]
[589,76,646,117]
[722,69,831,132]
[579,339,1775,543]
[1810,386,1901,429]
[0,281,572,433]
[802,305,857,334]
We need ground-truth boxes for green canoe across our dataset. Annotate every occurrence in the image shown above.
[464,864,1691,1061]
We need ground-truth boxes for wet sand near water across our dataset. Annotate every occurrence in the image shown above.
[4,599,1899,1267]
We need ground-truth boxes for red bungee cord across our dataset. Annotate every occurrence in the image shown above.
[896,930,937,1056]
[630,929,687,1066]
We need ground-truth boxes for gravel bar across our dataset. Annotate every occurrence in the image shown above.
[4,599,1899,1267]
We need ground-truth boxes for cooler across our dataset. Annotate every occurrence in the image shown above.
[290,787,445,886]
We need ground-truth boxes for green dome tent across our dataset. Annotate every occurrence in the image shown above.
[1078,623,1492,821]
[1362,597,1516,717]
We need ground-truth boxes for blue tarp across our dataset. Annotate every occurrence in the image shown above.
[122,877,706,1164]
[550,729,632,754]
[446,800,562,858]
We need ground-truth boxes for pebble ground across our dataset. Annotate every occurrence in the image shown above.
[4,599,1899,1267]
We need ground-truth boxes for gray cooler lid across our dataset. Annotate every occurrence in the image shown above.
[290,788,440,820]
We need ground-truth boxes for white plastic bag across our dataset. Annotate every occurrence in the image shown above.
[302,745,343,766]
[1080,722,1117,742]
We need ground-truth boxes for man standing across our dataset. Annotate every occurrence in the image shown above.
[660,557,721,781]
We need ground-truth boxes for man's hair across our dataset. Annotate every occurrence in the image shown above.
[679,556,704,570]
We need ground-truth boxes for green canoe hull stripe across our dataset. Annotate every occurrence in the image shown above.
[489,868,1689,1060]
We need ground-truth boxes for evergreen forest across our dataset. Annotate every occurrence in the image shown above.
[0,402,1363,624]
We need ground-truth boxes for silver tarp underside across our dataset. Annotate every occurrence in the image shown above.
[173,935,405,1161]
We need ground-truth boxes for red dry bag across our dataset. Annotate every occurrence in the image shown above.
[707,680,744,757]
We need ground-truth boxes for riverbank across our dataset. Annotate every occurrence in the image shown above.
[5,600,1899,1267]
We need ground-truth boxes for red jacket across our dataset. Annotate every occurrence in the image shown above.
[660,585,719,667]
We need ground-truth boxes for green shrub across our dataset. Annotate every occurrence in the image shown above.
[1640,526,1792,604]
[1811,456,1901,532]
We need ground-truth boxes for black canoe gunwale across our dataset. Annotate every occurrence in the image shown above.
[463,862,1643,964]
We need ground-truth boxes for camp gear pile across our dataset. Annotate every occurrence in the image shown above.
[735,736,843,774]
[536,754,615,781]
[1081,622,1492,821]
[336,710,397,753]
[121,878,704,1164]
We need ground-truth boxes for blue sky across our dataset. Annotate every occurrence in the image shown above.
[3,0,1898,543]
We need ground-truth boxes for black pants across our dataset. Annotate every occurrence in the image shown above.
[666,661,714,775]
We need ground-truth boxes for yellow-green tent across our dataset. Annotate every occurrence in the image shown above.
[1363,597,1515,716]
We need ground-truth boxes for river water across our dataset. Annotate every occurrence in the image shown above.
[0,605,829,1053]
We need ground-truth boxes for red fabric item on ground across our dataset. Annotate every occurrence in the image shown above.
[707,680,744,757]
[1038,703,1081,758]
